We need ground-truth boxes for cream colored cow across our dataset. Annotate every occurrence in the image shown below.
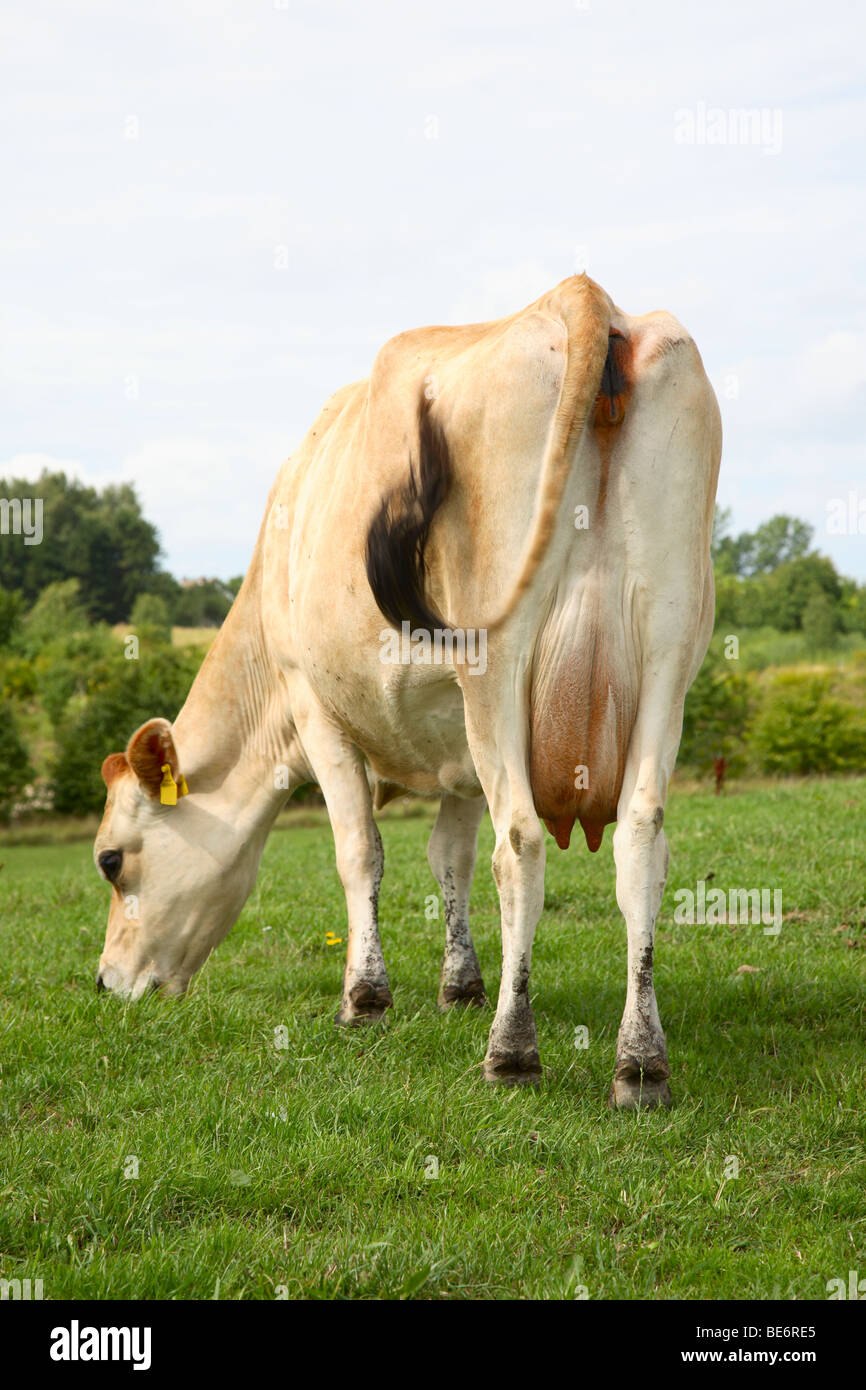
[94,274,721,1107]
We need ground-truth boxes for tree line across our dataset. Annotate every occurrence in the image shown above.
[712,510,866,646]
[0,470,242,630]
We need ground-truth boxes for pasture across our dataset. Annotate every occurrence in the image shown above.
[1,777,864,1300]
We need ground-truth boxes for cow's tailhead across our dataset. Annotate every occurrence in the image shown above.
[94,718,257,999]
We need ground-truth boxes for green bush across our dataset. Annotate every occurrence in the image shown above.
[747,671,866,774]
[0,653,38,701]
[801,590,840,649]
[32,627,119,727]
[0,472,164,623]
[15,578,89,657]
[173,579,236,627]
[679,649,750,772]
[130,592,171,645]
[51,646,203,815]
[0,699,33,820]
[0,586,24,648]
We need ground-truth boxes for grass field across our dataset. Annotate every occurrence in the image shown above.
[1,777,864,1300]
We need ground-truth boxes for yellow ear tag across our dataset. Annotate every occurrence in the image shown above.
[159,763,178,806]
[178,775,189,797]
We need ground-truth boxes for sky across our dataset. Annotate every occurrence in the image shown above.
[1,0,864,581]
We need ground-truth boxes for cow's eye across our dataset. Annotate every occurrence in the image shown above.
[98,850,123,883]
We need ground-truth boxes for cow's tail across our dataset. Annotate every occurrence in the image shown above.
[365,394,451,632]
[483,274,611,630]
[365,274,611,635]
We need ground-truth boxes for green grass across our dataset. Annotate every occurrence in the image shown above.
[708,625,866,673]
[1,778,865,1300]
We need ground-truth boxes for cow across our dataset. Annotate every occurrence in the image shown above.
[94,273,721,1108]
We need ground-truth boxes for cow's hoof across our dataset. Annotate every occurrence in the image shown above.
[608,1061,672,1110]
[335,981,393,1026]
[438,977,487,1010]
[482,1049,542,1086]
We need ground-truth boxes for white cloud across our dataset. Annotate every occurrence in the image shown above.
[796,331,866,404]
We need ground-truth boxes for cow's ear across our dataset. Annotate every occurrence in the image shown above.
[101,752,129,790]
[126,719,180,800]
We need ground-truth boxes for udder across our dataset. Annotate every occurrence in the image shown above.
[529,592,638,852]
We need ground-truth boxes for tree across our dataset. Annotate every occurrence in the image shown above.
[679,648,750,771]
[712,513,815,579]
[52,646,202,814]
[28,622,117,727]
[714,572,741,627]
[17,579,89,656]
[801,591,839,650]
[173,579,236,627]
[744,516,813,575]
[138,569,183,617]
[839,579,866,635]
[760,554,841,631]
[131,593,171,645]
[0,472,164,623]
[0,586,24,648]
[0,700,33,820]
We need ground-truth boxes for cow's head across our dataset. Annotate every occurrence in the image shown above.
[94,718,257,998]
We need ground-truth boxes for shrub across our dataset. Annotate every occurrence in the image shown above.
[747,671,866,774]
[16,579,89,657]
[32,627,119,726]
[801,590,839,650]
[51,646,203,814]
[679,649,750,772]
[130,592,171,645]
[0,586,24,648]
[0,700,33,820]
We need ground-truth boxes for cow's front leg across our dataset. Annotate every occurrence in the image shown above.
[427,792,487,1008]
[610,779,672,1109]
[296,706,392,1023]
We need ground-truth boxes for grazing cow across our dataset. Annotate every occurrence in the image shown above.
[94,273,720,1107]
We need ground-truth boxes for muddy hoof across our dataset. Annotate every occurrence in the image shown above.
[335,981,393,1026]
[608,1059,672,1110]
[438,978,487,1010]
[482,1049,542,1086]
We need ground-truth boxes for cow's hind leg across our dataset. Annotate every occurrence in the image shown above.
[609,689,685,1109]
[427,793,487,1008]
[482,788,545,1084]
[296,706,392,1024]
[461,704,545,1084]
[333,813,391,1025]
[610,786,671,1109]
